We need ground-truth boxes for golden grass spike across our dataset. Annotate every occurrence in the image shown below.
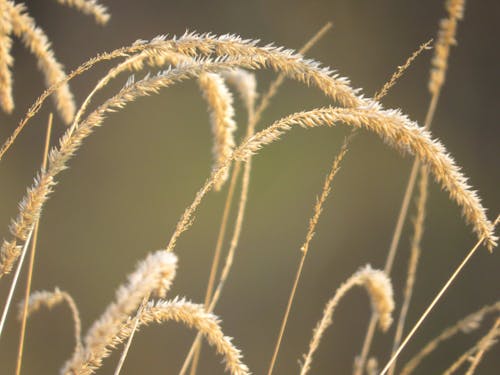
[300,265,394,375]
[82,251,177,349]
[64,298,249,375]
[55,0,110,25]
[199,72,237,190]
[429,0,465,94]
[400,301,500,375]
[234,105,496,250]
[17,288,82,355]
[6,1,75,124]
[222,69,257,119]
[0,0,14,113]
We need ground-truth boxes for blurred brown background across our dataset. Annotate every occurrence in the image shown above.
[0,0,498,374]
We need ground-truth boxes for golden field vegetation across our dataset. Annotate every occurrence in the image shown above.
[0,0,498,374]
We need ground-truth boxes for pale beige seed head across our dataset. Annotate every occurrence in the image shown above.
[55,0,110,25]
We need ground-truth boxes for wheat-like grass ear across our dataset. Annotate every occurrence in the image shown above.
[64,298,249,375]
[55,0,110,25]
[300,265,394,375]
[0,0,14,114]
[17,288,82,355]
[6,1,76,124]
[83,251,176,347]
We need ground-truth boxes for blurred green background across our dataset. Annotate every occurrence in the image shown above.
[0,0,498,374]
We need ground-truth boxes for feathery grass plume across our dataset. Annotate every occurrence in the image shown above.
[62,251,176,373]
[198,72,237,190]
[0,35,495,281]
[81,251,177,351]
[5,1,75,124]
[400,301,500,375]
[222,69,257,120]
[17,288,82,354]
[429,0,465,94]
[300,265,394,375]
[55,0,110,25]
[0,0,14,113]
[234,105,496,249]
[64,298,249,375]
[441,317,500,375]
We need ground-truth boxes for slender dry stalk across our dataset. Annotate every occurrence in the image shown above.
[267,135,351,375]
[17,288,82,356]
[0,0,14,113]
[374,39,433,100]
[300,265,394,375]
[388,166,429,375]
[5,1,76,124]
[55,0,110,25]
[379,215,499,375]
[64,298,249,375]
[442,317,500,375]
[357,3,468,368]
[400,301,500,375]
[464,318,500,375]
[15,113,53,375]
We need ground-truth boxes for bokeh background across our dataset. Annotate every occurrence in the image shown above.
[0,0,498,374]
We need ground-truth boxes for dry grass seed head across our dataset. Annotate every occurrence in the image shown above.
[18,287,82,354]
[6,1,76,124]
[55,0,110,25]
[300,265,394,375]
[65,298,249,375]
[0,0,14,113]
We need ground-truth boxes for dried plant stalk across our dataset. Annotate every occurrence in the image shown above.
[400,301,500,375]
[300,265,394,375]
[55,0,110,25]
[65,298,249,375]
[6,1,76,124]
[18,288,82,355]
